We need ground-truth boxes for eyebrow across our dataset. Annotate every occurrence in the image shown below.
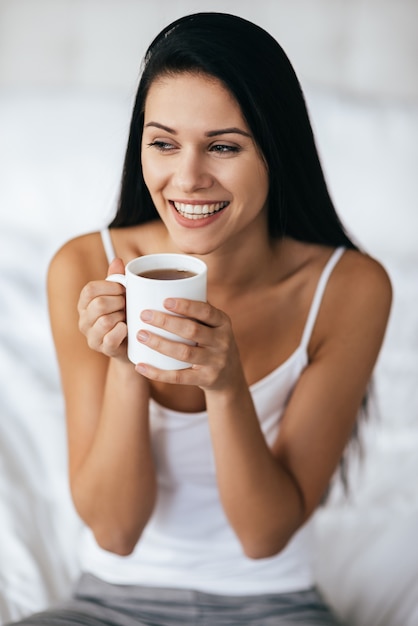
[206,127,252,138]
[144,121,251,138]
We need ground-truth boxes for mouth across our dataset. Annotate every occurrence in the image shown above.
[171,201,229,220]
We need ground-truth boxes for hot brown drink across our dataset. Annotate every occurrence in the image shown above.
[138,268,197,280]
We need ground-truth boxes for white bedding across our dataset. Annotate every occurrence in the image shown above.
[1,2,418,625]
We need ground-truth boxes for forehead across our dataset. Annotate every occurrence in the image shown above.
[143,72,248,129]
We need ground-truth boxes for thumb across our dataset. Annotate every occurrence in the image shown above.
[107,257,125,276]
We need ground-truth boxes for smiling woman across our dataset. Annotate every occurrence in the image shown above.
[7,11,392,626]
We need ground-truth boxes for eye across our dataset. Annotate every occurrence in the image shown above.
[210,144,240,154]
[147,140,176,152]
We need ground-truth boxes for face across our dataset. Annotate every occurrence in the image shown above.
[141,72,269,255]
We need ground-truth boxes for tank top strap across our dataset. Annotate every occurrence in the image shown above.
[100,228,116,264]
[300,247,345,350]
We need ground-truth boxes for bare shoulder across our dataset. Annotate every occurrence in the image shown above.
[282,239,392,318]
[47,231,110,333]
[314,248,392,355]
[334,249,392,311]
[48,231,108,286]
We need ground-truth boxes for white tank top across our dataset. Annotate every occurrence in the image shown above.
[79,230,345,595]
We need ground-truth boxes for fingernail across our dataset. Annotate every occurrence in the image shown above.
[137,330,149,342]
[135,364,147,375]
[165,298,176,310]
[140,310,153,321]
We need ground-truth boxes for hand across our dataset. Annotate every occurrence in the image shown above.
[78,258,128,360]
[134,297,244,391]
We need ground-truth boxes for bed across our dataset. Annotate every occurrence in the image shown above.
[1,1,417,624]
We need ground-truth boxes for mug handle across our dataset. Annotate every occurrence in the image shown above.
[106,273,127,287]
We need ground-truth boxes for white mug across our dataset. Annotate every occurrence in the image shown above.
[106,253,207,369]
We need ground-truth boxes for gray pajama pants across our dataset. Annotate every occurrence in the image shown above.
[7,573,343,625]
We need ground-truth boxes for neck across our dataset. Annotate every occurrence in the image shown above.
[200,222,288,295]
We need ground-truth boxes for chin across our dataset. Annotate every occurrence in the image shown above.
[168,234,217,257]
[176,245,212,257]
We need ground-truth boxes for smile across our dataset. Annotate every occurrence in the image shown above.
[172,201,229,220]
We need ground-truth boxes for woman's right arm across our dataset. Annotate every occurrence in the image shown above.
[47,236,156,555]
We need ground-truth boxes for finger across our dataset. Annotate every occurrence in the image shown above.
[107,257,125,276]
[78,280,125,312]
[90,293,126,319]
[164,298,226,328]
[79,294,125,334]
[140,310,214,346]
[95,310,126,338]
[137,325,230,373]
[101,321,128,356]
[137,328,206,365]
[84,309,125,349]
[135,358,223,390]
[86,311,127,352]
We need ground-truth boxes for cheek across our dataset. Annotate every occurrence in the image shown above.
[141,154,163,192]
[241,161,269,203]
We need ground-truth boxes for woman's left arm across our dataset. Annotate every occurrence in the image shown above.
[136,254,392,559]
[204,254,392,558]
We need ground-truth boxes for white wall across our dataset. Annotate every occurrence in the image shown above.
[1,0,417,98]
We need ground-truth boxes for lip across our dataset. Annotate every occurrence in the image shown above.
[169,200,229,228]
[171,199,225,205]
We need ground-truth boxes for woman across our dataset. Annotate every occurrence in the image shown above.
[11,12,391,626]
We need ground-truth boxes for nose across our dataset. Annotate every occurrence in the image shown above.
[173,149,213,193]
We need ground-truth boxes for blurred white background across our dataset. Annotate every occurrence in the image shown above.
[0,1,417,625]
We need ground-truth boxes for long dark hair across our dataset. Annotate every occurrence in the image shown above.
[110,12,367,494]
[110,12,356,250]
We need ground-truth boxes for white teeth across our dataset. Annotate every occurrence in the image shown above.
[173,201,228,219]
